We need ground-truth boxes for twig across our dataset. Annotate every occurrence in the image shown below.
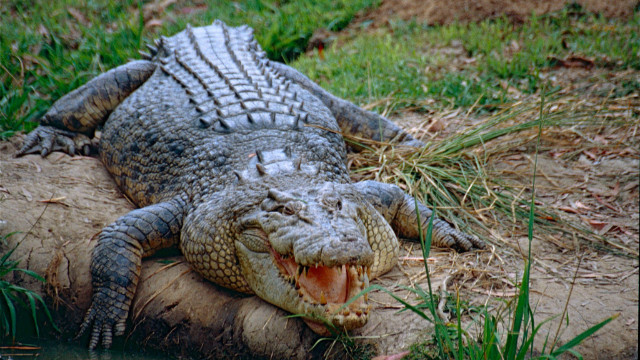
[551,254,583,351]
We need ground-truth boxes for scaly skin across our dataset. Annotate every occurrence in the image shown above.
[18,20,484,349]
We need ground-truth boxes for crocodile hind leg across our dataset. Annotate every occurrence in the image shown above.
[77,198,185,349]
[269,62,424,148]
[353,180,485,251]
[17,60,156,157]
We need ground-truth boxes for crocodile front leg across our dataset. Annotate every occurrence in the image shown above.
[353,180,484,251]
[17,60,156,157]
[269,62,424,148]
[77,198,185,349]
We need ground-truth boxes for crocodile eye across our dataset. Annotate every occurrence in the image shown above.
[282,201,304,215]
[283,204,295,215]
[321,196,342,210]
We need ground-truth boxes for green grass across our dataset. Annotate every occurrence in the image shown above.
[0,0,379,138]
[343,93,617,359]
[0,233,58,342]
[3,3,637,138]
[293,8,639,113]
[409,93,615,359]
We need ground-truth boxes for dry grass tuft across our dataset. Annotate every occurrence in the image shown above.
[347,90,639,260]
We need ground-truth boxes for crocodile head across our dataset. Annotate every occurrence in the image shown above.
[234,181,376,333]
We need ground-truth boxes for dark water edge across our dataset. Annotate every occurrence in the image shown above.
[0,337,177,360]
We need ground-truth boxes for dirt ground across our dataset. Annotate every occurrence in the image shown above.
[358,0,639,25]
[1,94,637,359]
[1,1,638,359]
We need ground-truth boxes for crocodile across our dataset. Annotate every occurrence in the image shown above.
[18,20,484,349]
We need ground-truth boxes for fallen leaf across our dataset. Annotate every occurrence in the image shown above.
[593,194,620,212]
[573,201,593,211]
[143,0,177,20]
[622,181,639,192]
[558,206,580,214]
[39,197,69,207]
[21,187,33,201]
[582,150,598,160]
[549,150,569,159]
[67,8,89,26]
[145,18,164,29]
[548,54,595,69]
[179,3,207,14]
[617,147,639,156]
[37,24,50,39]
[593,135,609,145]
[584,218,608,230]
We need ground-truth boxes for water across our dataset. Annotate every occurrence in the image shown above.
[0,338,176,360]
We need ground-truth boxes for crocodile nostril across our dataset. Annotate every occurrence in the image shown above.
[343,235,359,242]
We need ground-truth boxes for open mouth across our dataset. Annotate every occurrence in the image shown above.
[269,247,371,332]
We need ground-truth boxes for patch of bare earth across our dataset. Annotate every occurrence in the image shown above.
[358,0,638,26]
[349,5,638,357]
[374,69,639,358]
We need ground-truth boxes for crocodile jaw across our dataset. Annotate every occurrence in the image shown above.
[235,241,371,332]
[271,247,371,332]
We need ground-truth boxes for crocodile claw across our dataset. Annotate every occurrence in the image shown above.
[17,125,92,157]
[432,219,485,251]
[76,288,129,350]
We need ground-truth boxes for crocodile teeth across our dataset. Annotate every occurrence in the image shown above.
[294,265,302,289]
[364,293,368,302]
[320,291,327,305]
[364,272,369,288]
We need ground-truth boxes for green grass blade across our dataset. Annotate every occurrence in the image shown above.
[456,292,463,360]
[550,315,617,357]
[0,243,19,267]
[14,268,46,282]
[25,292,40,337]
[482,311,502,359]
[516,315,559,360]
[1,288,17,340]
[505,86,547,359]
[34,291,60,333]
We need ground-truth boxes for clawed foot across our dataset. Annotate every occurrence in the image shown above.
[76,289,129,350]
[432,219,485,252]
[16,125,92,157]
